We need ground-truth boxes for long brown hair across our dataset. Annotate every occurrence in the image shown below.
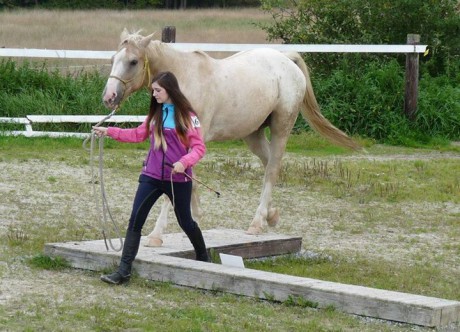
[146,71,196,150]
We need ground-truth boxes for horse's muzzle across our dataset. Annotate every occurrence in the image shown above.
[102,85,123,109]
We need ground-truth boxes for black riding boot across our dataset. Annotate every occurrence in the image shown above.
[186,226,210,262]
[100,230,142,285]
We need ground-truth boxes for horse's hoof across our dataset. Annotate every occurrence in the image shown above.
[145,237,163,247]
[267,208,280,227]
[246,226,263,235]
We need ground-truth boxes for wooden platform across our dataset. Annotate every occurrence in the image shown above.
[44,228,460,328]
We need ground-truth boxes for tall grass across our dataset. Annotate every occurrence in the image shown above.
[0,8,273,50]
[0,60,107,115]
[0,59,149,132]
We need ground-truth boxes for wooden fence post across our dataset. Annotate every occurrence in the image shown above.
[404,34,421,121]
[161,26,176,43]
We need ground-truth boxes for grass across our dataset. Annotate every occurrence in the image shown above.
[246,253,460,301]
[27,253,71,270]
[0,275,372,331]
[0,8,459,331]
[1,135,459,331]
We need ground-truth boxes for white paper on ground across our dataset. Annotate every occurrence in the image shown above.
[219,253,245,268]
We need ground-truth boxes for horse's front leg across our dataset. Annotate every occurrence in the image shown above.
[145,196,170,247]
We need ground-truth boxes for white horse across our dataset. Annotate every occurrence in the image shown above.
[102,29,360,246]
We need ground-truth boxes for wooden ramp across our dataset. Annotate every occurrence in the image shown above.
[44,228,460,328]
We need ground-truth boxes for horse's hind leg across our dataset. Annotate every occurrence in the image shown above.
[145,177,201,247]
[244,129,270,167]
[190,178,202,220]
[244,128,279,233]
[145,197,169,247]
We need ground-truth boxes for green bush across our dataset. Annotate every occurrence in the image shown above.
[295,58,460,143]
[0,59,458,144]
[416,74,460,140]
[296,59,406,140]
[259,0,459,143]
[259,0,459,77]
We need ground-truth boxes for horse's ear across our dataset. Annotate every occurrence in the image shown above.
[140,32,156,48]
[120,28,130,42]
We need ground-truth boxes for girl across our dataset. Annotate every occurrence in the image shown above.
[94,71,209,285]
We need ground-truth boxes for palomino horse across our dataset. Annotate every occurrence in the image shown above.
[102,29,360,246]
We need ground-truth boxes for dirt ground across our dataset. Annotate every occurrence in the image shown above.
[0,148,459,330]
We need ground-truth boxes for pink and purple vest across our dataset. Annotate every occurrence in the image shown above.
[107,105,205,182]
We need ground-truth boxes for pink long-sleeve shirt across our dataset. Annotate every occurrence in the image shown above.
[106,113,205,182]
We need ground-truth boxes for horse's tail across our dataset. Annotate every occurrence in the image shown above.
[286,52,361,151]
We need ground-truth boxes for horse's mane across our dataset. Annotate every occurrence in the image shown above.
[119,29,144,49]
[149,40,212,60]
[120,30,213,62]
[149,40,166,58]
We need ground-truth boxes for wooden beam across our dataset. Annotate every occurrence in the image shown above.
[404,34,421,121]
[161,26,176,43]
[44,229,460,328]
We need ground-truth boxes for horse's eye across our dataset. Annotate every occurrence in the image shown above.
[130,59,138,66]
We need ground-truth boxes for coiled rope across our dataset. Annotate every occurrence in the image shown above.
[83,108,123,252]
[81,54,150,251]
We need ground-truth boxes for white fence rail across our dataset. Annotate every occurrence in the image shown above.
[0,115,146,138]
[0,41,427,138]
[0,43,427,60]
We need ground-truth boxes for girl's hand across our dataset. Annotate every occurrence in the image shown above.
[172,161,185,174]
[92,126,108,137]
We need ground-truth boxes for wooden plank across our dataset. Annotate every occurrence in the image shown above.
[134,256,460,328]
[44,229,460,328]
[44,229,302,262]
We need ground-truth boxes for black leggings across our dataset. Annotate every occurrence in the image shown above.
[128,174,199,234]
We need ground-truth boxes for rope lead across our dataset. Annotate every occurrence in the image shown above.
[84,108,124,252]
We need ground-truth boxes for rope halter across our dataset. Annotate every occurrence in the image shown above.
[109,53,151,88]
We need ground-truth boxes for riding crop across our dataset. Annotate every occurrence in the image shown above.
[165,162,221,198]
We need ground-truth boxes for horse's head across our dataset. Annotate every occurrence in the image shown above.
[102,29,155,110]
